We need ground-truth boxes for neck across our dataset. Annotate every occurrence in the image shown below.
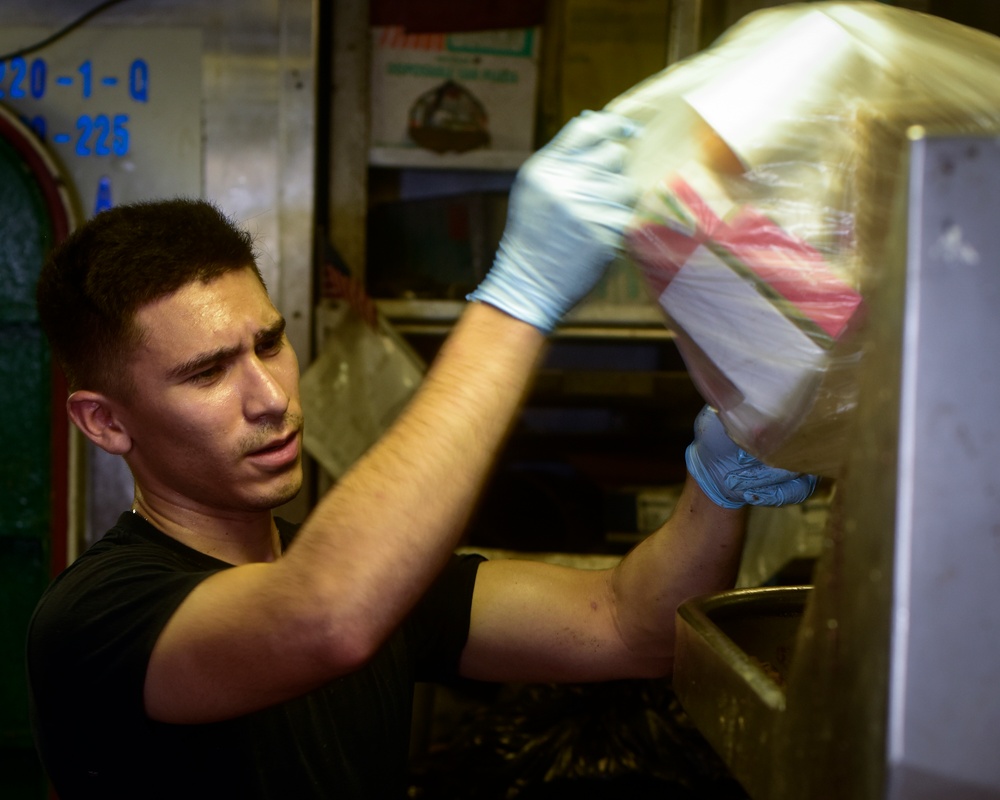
[131,494,281,565]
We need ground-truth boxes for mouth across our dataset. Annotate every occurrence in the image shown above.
[246,430,300,469]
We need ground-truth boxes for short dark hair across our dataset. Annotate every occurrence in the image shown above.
[37,198,262,397]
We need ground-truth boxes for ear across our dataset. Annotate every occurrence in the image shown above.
[66,391,133,456]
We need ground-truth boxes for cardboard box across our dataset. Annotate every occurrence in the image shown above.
[370,26,540,166]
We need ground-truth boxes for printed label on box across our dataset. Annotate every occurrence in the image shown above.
[370,26,540,157]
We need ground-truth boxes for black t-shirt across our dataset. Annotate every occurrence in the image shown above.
[27,511,483,799]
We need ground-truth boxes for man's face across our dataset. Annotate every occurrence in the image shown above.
[118,267,304,516]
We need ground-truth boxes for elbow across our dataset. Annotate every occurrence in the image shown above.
[278,567,390,678]
[278,592,385,679]
[310,614,384,676]
[306,587,403,676]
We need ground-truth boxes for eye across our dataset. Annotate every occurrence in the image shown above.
[188,364,223,384]
[256,333,284,358]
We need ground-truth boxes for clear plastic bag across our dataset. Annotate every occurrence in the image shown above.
[608,2,1000,474]
[300,304,426,480]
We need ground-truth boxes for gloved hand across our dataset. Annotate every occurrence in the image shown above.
[685,406,818,509]
[467,110,640,333]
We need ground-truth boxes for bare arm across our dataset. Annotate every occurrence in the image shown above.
[146,304,546,722]
[459,474,747,683]
[458,406,818,682]
[143,112,640,723]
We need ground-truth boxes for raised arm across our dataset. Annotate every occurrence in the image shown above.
[459,407,817,683]
[143,112,640,723]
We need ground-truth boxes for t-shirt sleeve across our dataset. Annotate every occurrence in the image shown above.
[28,545,220,734]
[407,553,485,683]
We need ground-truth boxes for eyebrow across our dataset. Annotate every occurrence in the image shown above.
[165,316,287,381]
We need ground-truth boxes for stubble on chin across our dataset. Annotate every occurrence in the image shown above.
[247,464,304,512]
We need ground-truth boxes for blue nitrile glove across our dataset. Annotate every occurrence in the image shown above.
[685,406,819,509]
[467,110,640,333]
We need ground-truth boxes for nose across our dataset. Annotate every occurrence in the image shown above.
[242,354,291,421]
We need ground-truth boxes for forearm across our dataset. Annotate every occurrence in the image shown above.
[458,405,814,686]
[460,474,747,684]
[287,302,546,647]
[608,474,747,667]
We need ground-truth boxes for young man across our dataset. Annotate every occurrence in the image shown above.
[28,112,815,798]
